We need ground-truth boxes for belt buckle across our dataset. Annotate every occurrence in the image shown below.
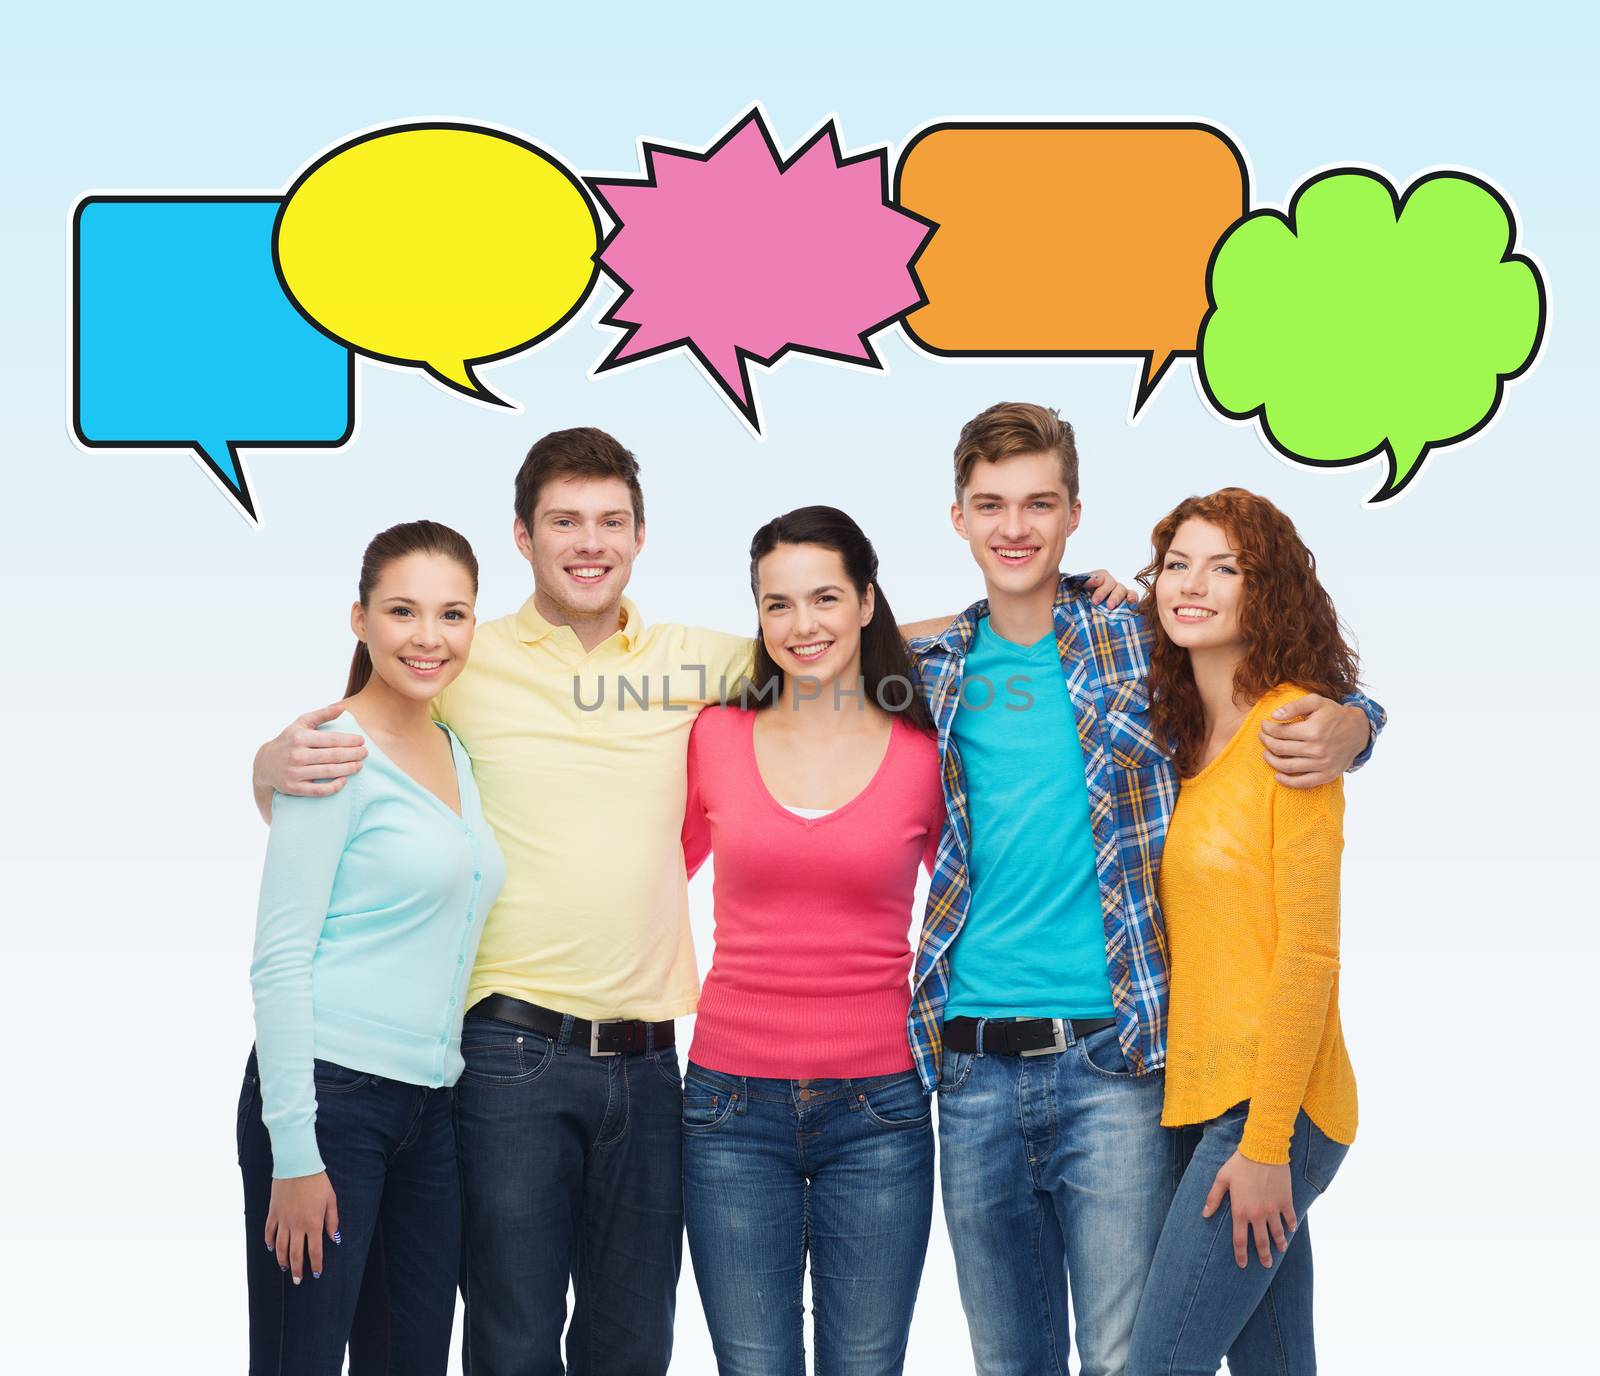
[589,1020,622,1057]
[1019,1018,1068,1057]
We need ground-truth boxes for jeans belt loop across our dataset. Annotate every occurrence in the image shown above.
[1020,1017,1069,1057]
[556,1012,575,1055]
[975,1017,986,1056]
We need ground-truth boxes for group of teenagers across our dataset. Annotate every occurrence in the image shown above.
[238,402,1383,1376]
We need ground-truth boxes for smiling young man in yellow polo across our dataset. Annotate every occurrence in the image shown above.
[251,429,750,1376]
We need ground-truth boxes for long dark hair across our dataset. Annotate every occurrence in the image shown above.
[346,520,480,696]
[1135,488,1359,776]
[746,506,933,732]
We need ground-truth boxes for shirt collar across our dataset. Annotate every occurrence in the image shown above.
[515,595,643,650]
[932,572,1091,657]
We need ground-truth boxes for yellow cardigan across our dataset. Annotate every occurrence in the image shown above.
[1158,684,1358,1165]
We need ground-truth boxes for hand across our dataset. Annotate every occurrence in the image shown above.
[1083,569,1133,610]
[266,1171,340,1284]
[254,704,367,802]
[1203,1150,1297,1268]
[1258,695,1368,789]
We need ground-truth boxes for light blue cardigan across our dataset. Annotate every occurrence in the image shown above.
[250,712,506,1178]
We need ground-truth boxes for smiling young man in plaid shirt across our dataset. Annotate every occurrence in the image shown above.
[904,403,1385,1376]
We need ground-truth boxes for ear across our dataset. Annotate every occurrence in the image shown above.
[633,519,647,559]
[951,499,968,540]
[350,601,366,641]
[860,581,876,627]
[513,516,534,564]
[1065,500,1083,541]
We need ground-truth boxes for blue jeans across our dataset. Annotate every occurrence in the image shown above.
[236,1048,460,1375]
[936,1022,1177,1376]
[452,1012,683,1376]
[681,1062,934,1376]
[1127,1105,1349,1376]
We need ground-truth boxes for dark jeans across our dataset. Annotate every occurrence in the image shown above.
[453,1012,683,1376]
[237,1048,460,1375]
[681,1062,934,1376]
[1127,1105,1349,1376]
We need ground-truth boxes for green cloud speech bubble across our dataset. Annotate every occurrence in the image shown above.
[1197,169,1546,502]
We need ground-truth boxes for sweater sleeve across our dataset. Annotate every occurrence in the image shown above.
[249,780,358,1178]
[1342,690,1386,771]
[1238,778,1345,1165]
[681,714,713,881]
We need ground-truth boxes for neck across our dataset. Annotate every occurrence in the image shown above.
[533,586,624,653]
[983,576,1058,645]
[1189,645,1248,736]
[778,657,877,730]
[347,674,437,739]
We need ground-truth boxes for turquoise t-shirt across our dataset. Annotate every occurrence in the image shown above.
[944,617,1115,1020]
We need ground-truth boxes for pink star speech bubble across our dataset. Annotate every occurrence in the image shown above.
[587,109,935,432]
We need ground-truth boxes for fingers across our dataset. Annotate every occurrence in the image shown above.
[327,1195,341,1251]
[1268,695,1321,722]
[287,743,367,768]
[308,1220,324,1281]
[1232,1210,1250,1268]
[289,1224,306,1285]
[1258,717,1320,748]
[274,1216,290,1275]
[1275,766,1338,790]
[1202,1173,1227,1219]
[1267,1209,1290,1256]
[286,778,348,798]
[1253,1217,1274,1268]
[298,703,352,729]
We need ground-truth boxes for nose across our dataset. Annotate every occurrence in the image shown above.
[411,617,445,647]
[575,524,607,554]
[1000,506,1029,540]
[1180,567,1207,598]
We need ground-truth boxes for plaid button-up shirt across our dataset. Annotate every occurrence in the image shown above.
[905,573,1384,1092]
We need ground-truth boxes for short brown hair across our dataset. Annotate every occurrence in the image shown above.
[954,402,1080,505]
[514,427,645,532]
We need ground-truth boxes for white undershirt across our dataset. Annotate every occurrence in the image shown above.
[782,804,835,819]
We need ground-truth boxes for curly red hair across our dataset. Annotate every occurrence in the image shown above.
[1135,488,1359,777]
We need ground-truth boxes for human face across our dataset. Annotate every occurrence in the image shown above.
[1154,518,1246,654]
[351,552,477,703]
[952,452,1082,601]
[755,543,874,694]
[514,475,645,624]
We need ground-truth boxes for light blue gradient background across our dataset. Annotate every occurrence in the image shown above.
[3,3,1594,1370]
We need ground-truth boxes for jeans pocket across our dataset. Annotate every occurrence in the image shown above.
[681,1074,739,1133]
[235,1065,259,1163]
[856,1073,932,1130]
[1300,1119,1349,1197]
[937,1048,974,1096]
[1077,1024,1138,1080]
[459,1023,553,1085]
[312,1059,371,1094]
[651,1046,682,1089]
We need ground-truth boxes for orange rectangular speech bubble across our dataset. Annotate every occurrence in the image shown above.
[895,122,1249,412]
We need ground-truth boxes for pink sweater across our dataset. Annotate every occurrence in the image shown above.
[682,704,945,1078]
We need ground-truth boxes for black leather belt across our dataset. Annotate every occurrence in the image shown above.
[468,994,675,1057]
[943,1016,1116,1057]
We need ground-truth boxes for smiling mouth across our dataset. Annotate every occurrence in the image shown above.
[1173,607,1216,622]
[993,546,1039,564]
[565,565,611,583]
[787,640,834,661]
[400,657,447,673]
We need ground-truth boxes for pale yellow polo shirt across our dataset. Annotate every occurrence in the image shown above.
[433,596,753,1021]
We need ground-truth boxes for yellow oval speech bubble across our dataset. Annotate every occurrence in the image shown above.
[274,122,599,405]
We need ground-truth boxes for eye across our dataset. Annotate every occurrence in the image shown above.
[390,606,414,617]
[604,519,624,529]
[1216,565,1239,576]
[1164,559,1186,572]
[552,518,574,528]
[443,609,466,620]
[816,594,838,605]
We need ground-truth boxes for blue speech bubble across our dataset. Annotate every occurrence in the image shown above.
[73,196,355,524]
